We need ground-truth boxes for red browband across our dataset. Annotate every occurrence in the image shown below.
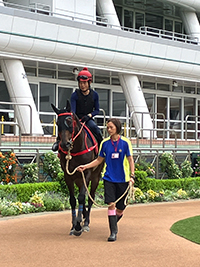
[58,112,73,117]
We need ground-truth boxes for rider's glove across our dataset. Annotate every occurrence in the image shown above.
[81,115,91,123]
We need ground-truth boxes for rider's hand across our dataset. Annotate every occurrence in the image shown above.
[81,115,91,123]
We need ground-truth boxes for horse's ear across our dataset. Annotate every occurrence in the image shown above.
[66,100,71,112]
[51,103,60,115]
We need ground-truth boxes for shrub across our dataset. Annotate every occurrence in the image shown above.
[0,151,17,184]
[160,152,182,179]
[42,152,62,181]
[181,160,193,178]
[21,163,39,183]
[42,191,66,211]
[134,171,148,191]
[135,158,155,177]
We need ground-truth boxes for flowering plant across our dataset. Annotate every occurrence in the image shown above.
[177,189,188,199]
[29,191,45,210]
[135,159,155,177]
[22,163,38,183]
[193,154,200,176]
[43,152,62,181]
[0,151,18,184]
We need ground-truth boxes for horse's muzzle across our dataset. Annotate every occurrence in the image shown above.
[61,140,72,151]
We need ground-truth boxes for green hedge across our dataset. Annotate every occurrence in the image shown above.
[0,182,61,202]
[133,171,200,192]
[144,177,200,192]
[1,172,200,203]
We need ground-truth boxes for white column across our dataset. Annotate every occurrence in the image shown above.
[1,59,44,136]
[119,75,153,138]
[181,11,200,42]
[97,0,153,138]
[96,0,120,29]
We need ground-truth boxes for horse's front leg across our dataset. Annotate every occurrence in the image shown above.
[73,185,86,236]
[69,194,77,235]
[65,178,77,236]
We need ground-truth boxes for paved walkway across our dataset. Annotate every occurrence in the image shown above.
[1,200,200,267]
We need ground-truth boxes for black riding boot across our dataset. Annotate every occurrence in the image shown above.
[108,215,118,242]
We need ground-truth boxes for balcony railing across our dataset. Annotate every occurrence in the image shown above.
[0,1,199,46]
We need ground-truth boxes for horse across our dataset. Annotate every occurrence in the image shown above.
[51,101,104,236]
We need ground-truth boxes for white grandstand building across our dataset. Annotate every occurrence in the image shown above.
[0,0,200,141]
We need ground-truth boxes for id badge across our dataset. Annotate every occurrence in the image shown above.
[111,153,119,159]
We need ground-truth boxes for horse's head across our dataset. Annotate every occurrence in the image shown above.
[51,100,81,152]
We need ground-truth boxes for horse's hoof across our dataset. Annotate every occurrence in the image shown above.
[83,225,90,232]
[69,230,74,235]
[73,229,83,236]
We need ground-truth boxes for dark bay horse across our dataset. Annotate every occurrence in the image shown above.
[51,101,104,236]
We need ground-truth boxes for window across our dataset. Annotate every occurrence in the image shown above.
[184,87,195,94]
[95,89,109,115]
[170,98,181,130]
[113,92,126,116]
[144,93,155,113]
[157,83,170,91]
[30,84,38,110]
[135,12,144,29]
[157,97,167,137]
[94,76,110,84]
[172,85,183,92]
[175,21,182,33]
[58,87,73,109]
[115,5,122,25]
[0,81,11,133]
[0,81,11,109]
[39,69,56,78]
[25,67,36,77]
[124,9,133,28]
[40,83,56,112]
[164,19,173,31]
[58,71,75,81]
[184,98,195,138]
[145,13,163,29]
[143,82,155,89]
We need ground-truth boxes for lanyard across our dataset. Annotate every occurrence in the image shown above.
[111,136,120,152]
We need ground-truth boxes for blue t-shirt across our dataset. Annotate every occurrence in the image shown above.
[99,136,133,183]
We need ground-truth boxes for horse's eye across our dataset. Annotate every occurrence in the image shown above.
[64,117,72,127]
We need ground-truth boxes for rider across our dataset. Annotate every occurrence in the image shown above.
[52,67,103,151]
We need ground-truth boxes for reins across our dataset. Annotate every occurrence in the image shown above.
[57,114,97,156]
[65,151,135,208]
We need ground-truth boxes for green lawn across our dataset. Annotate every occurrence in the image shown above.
[170,215,200,245]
